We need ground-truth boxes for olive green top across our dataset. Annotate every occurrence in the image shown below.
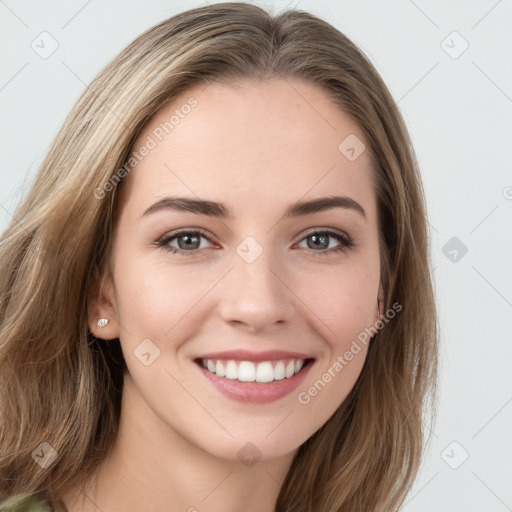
[0,494,67,512]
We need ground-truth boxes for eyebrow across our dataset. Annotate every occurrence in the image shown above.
[141,195,367,221]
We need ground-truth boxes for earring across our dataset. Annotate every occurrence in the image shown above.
[97,318,109,328]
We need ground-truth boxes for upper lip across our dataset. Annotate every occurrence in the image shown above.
[195,349,315,363]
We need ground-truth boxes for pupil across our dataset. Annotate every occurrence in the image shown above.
[309,234,328,250]
[179,234,199,250]
[176,234,329,251]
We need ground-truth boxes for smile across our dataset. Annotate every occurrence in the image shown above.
[197,357,312,383]
[193,350,316,404]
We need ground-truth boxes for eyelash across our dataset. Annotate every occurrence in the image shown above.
[155,228,355,258]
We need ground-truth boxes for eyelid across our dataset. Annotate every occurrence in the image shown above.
[157,226,352,243]
[155,226,355,256]
[294,226,352,244]
[156,227,219,245]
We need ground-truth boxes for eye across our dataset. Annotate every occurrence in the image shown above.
[155,229,217,257]
[294,228,355,256]
[155,227,355,257]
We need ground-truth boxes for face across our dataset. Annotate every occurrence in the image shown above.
[91,77,383,462]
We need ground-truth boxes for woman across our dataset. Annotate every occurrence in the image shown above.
[0,3,438,511]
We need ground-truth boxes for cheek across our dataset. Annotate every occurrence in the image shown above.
[114,243,380,363]
[299,260,379,346]
[108,243,380,458]
[289,261,378,422]
[113,254,213,341]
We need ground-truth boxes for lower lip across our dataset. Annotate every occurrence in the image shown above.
[195,360,314,404]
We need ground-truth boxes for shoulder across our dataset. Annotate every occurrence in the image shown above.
[0,493,67,512]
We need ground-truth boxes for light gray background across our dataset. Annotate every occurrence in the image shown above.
[1,1,511,510]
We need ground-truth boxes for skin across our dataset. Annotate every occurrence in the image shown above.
[62,77,383,512]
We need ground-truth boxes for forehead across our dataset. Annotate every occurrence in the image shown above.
[119,78,376,222]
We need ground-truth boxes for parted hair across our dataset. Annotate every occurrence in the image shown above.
[0,3,438,511]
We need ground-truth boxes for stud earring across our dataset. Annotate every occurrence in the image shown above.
[97,318,109,328]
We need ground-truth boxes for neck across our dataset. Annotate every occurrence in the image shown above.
[61,374,296,512]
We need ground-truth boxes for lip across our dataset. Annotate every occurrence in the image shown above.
[193,355,315,404]
[195,349,314,363]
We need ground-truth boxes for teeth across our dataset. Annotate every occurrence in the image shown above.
[256,362,274,383]
[216,360,226,377]
[285,360,295,378]
[238,361,256,382]
[225,360,238,379]
[274,361,285,380]
[200,358,308,383]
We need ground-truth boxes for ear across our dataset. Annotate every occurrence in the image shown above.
[87,265,120,341]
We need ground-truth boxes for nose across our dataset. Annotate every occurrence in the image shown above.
[218,245,295,333]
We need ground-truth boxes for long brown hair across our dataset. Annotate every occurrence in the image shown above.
[0,3,438,510]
